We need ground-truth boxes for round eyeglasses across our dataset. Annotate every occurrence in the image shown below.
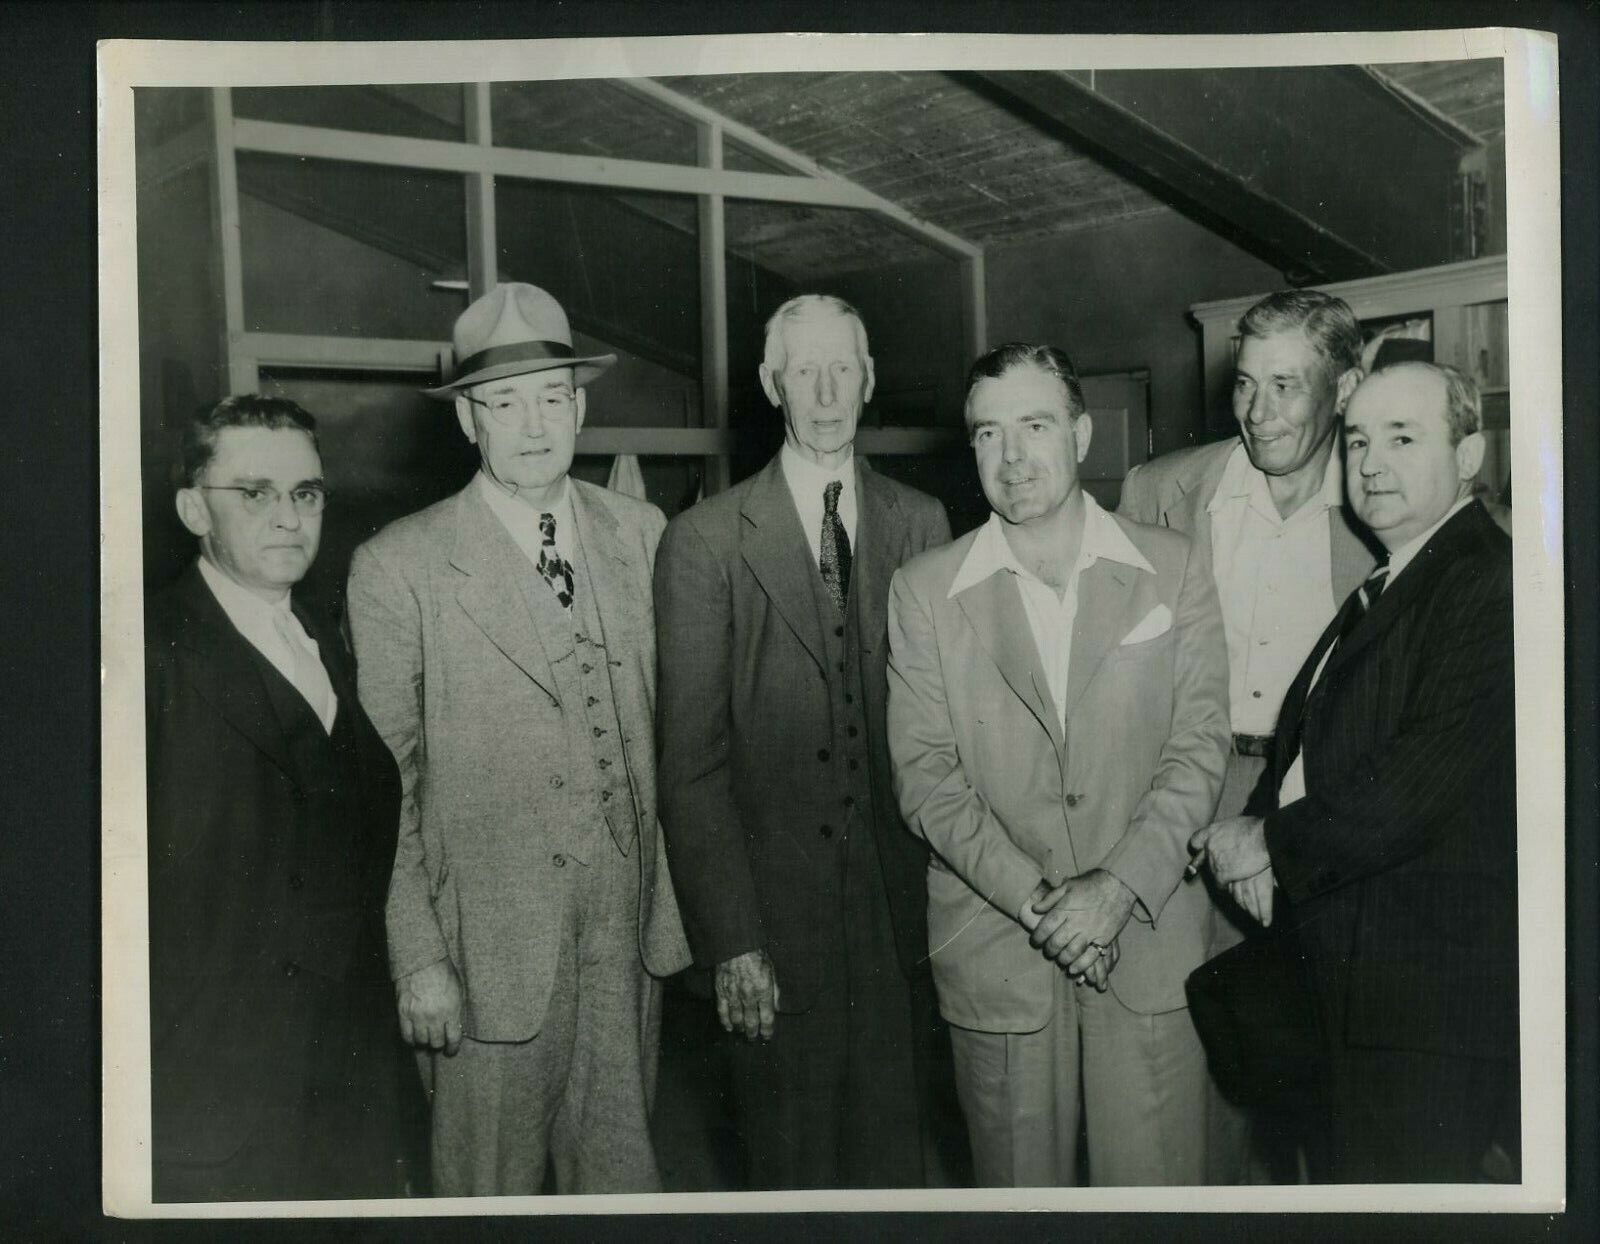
[461,387,577,428]
[199,484,329,516]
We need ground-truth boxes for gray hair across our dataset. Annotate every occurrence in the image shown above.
[1238,288,1363,382]
[1372,360,1483,445]
[761,294,870,372]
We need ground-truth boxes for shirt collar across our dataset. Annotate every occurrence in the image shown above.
[949,491,1153,598]
[1207,438,1344,518]
[780,440,855,499]
[475,468,574,539]
[196,553,294,619]
[1385,495,1473,584]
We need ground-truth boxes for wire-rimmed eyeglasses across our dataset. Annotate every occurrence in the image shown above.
[461,387,577,428]
[199,484,329,517]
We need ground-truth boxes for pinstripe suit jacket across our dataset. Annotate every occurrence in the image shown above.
[1247,501,1516,1062]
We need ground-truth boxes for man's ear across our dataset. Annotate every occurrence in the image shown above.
[862,353,876,406]
[454,394,479,444]
[1335,367,1365,415]
[1455,430,1486,483]
[1072,412,1094,464]
[574,386,587,437]
[758,364,783,409]
[175,487,211,538]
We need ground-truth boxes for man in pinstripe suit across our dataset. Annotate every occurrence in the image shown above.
[1189,361,1517,1182]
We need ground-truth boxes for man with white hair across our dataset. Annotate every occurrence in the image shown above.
[655,294,953,1188]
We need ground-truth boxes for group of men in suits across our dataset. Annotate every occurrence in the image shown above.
[145,276,1517,1201]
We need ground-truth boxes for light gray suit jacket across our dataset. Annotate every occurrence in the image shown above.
[1117,438,1379,607]
[887,510,1231,1032]
[347,478,690,1043]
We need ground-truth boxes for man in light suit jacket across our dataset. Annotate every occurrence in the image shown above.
[887,343,1231,1186]
[346,283,690,1196]
[147,396,423,1201]
[1190,362,1518,1182]
[1117,289,1377,1180]
[655,294,953,1189]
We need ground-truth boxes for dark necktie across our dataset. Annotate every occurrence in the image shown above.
[1282,558,1392,772]
[819,479,851,614]
[538,512,576,610]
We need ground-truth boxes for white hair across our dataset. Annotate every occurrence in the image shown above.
[761,294,870,372]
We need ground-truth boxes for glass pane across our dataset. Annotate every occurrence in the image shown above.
[237,152,467,339]
[571,455,706,519]
[256,367,479,615]
[135,86,209,149]
[233,83,466,141]
[492,80,699,165]
[494,179,702,411]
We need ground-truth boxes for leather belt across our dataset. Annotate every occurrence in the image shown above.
[1231,732,1276,758]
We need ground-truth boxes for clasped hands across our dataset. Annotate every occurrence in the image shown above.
[1019,869,1134,991]
[1187,814,1275,926]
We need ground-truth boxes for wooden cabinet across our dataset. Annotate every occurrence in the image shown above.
[1191,255,1510,500]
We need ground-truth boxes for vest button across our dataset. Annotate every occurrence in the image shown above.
[819,824,833,839]
[596,758,610,770]
[288,873,304,890]
[553,853,567,868]
[593,726,606,738]
[1065,793,1080,807]
[550,775,564,788]
[817,748,830,762]
[844,692,854,704]
[282,960,300,978]
[581,663,593,674]
[586,695,598,707]
[844,795,855,808]
[834,625,844,638]
[601,790,612,802]
[847,725,858,738]
[848,759,859,771]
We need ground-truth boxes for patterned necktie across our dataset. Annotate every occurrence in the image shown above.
[538,512,576,610]
[1284,558,1393,769]
[819,479,851,614]
[1335,559,1391,646]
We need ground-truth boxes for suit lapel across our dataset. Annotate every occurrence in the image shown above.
[740,455,827,673]
[570,480,638,649]
[450,486,564,704]
[1323,503,1480,680]
[1063,556,1140,719]
[851,461,899,653]
[955,571,1062,752]
[172,566,295,777]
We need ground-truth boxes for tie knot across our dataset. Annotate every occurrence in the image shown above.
[823,479,843,515]
[539,512,557,545]
[1362,562,1390,607]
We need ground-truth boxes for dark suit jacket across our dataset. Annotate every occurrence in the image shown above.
[1247,501,1517,1065]
[654,455,951,1011]
[145,564,417,1200]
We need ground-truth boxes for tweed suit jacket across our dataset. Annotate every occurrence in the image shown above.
[346,478,690,1044]
[1117,438,1380,610]
[886,508,1232,1032]
[1246,500,1517,1063]
[653,454,951,1013]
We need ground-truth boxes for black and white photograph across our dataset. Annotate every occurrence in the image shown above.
[98,28,1566,1217]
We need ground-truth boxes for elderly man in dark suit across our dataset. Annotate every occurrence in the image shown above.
[1189,361,1518,1182]
[346,283,690,1196]
[145,395,423,1201]
[655,294,953,1189]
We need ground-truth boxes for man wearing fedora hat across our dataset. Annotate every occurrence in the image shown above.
[346,282,690,1195]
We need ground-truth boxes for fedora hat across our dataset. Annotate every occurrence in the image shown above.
[424,282,615,399]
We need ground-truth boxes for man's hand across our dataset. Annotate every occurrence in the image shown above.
[1073,937,1120,991]
[1228,869,1276,927]
[396,958,464,1056]
[715,949,780,1042]
[1188,815,1271,884]
[1028,869,1138,977]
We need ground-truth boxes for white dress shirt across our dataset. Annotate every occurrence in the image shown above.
[780,442,858,570]
[476,470,577,573]
[949,492,1155,730]
[197,555,337,733]
[1208,442,1343,736]
[1278,494,1475,806]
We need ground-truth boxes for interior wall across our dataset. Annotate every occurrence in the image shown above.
[984,207,1284,456]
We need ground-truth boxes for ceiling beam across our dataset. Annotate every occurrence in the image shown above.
[960,68,1475,284]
